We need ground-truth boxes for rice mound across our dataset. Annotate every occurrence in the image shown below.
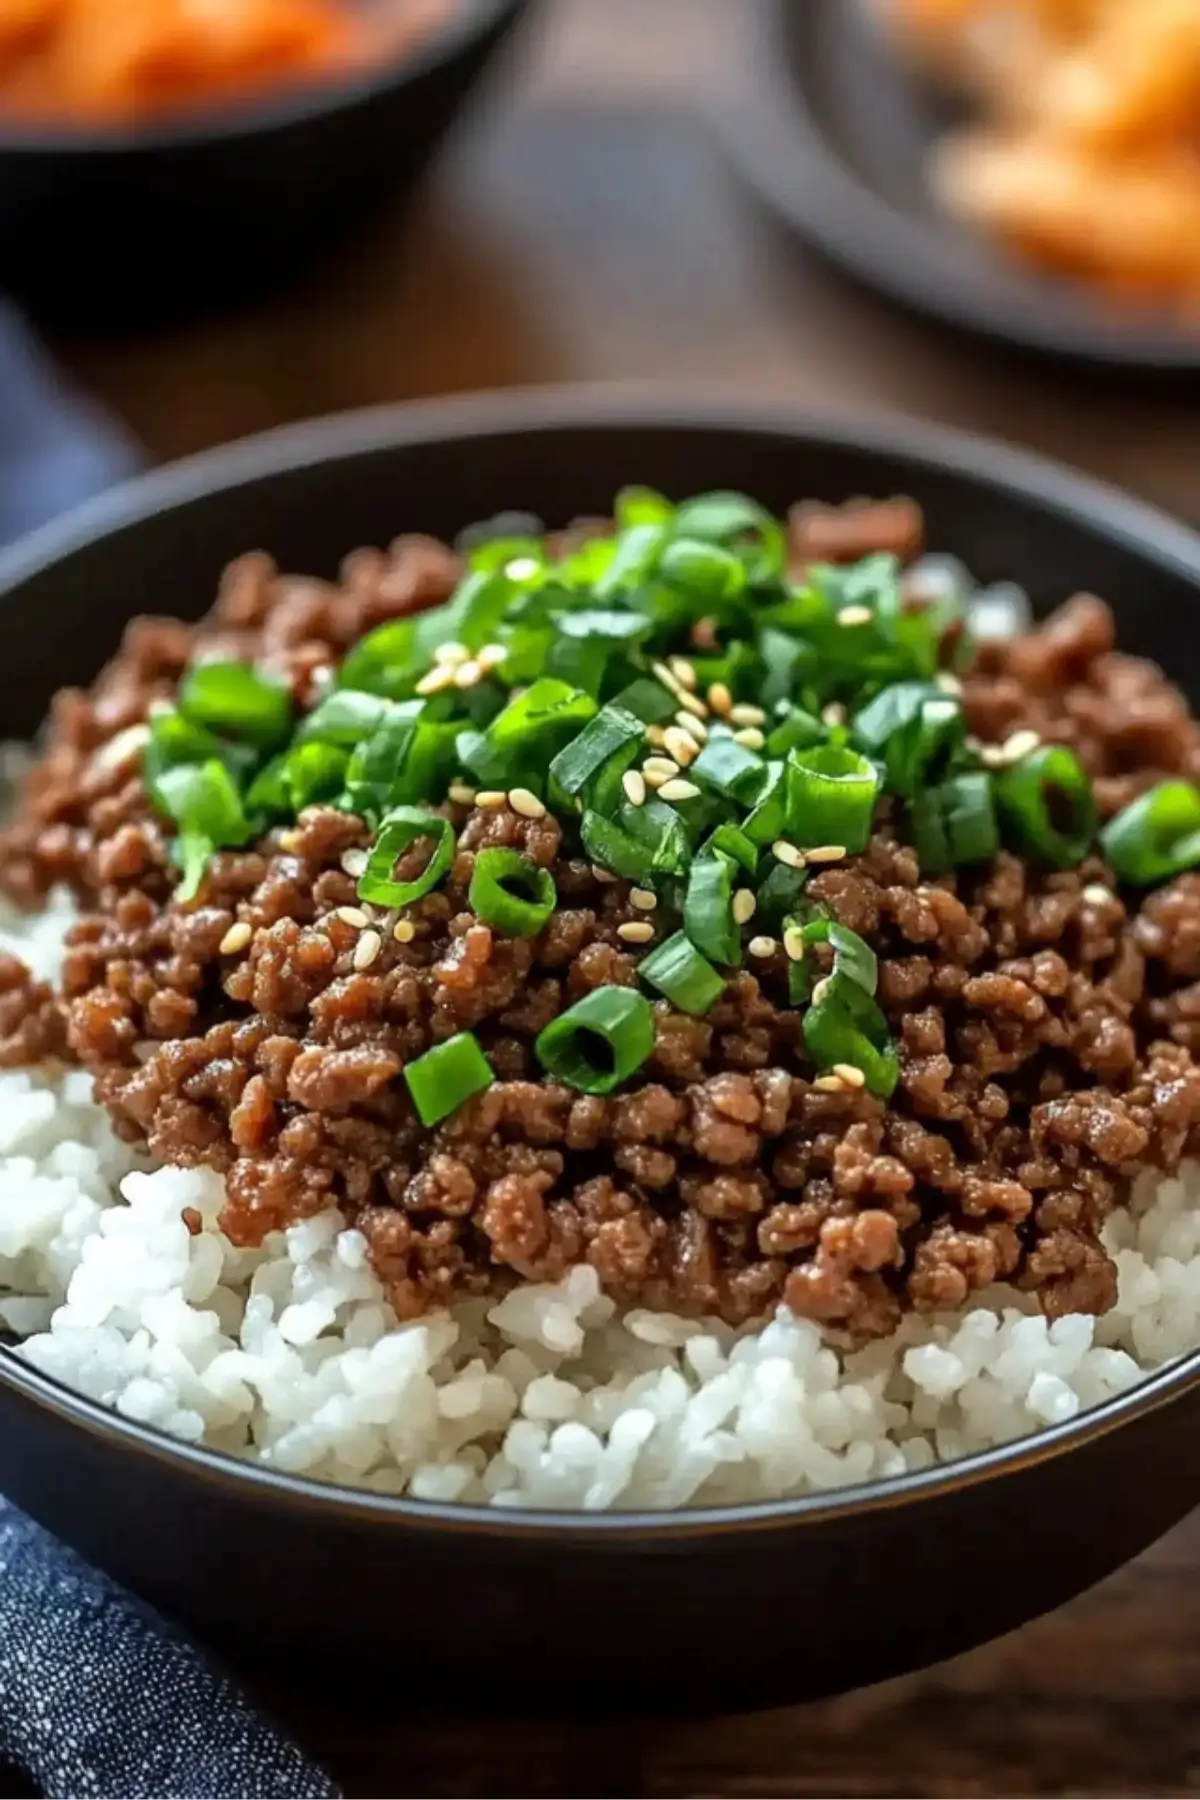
[2,896,1199,1511]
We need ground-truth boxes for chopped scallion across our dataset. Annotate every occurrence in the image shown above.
[470,849,557,937]
[404,1033,494,1126]
[358,808,455,908]
[1100,781,1200,886]
[535,986,656,1094]
[639,931,726,1015]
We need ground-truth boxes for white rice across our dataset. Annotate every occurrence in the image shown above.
[1,895,1198,1511]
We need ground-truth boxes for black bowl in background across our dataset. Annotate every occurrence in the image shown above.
[0,0,531,332]
[716,0,1200,375]
[2,391,1200,1715]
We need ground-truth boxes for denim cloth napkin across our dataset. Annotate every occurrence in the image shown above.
[0,303,340,1800]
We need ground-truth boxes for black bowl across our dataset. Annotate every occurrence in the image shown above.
[0,0,531,332]
[2,390,1200,1716]
[715,0,1200,375]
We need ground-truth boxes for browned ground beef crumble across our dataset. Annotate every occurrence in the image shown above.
[6,499,1200,1339]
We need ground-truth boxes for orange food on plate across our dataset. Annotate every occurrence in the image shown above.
[877,0,1200,317]
[0,0,403,125]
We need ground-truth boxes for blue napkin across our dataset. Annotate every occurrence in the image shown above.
[0,303,340,1800]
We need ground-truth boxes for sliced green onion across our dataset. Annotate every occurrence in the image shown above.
[803,970,899,1099]
[613,676,679,725]
[802,918,879,994]
[580,811,655,884]
[549,704,644,799]
[179,660,293,752]
[639,931,726,1015]
[910,771,998,874]
[785,745,880,853]
[152,759,257,902]
[659,539,748,605]
[404,1033,494,1127]
[757,627,810,710]
[615,485,674,531]
[691,729,764,801]
[1101,781,1200,885]
[470,849,556,937]
[249,740,351,817]
[337,619,417,699]
[592,524,669,601]
[684,852,741,966]
[742,760,788,847]
[173,834,214,906]
[755,859,808,927]
[458,678,596,790]
[297,689,392,748]
[466,534,547,575]
[671,491,786,585]
[143,707,256,802]
[706,822,759,875]
[618,795,691,878]
[993,744,1096,869]
[535,985,656,1094]
[342,701,422,812]
[358,808,455,908]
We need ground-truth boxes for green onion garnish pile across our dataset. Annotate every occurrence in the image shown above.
[145,486,1200,1121]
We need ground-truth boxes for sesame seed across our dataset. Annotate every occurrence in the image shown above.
[812,976,832,1004]
[833,1062,866,1089]
[339,848,368,879]
[618,920,655,944]
[309,665,335,696]
[729,703,766,728]
[837,604,873,627]
[476,790,507,810]
[335,906,369,928]
[630,887,658,912]
[733,727,766,751]
[669,656,698,692]
[732,889,756,926]
[659,779,701,803]
[392,918,416,944]
[453,659,482,690]
[783,925,806,962]
[506,557,541,581]
[822,702,847,727]
[434,641,470,667]
[965,735,984,754]
[813,1074,846,1093]
[675,710,708,743]
[662,726,698,767]
[591,864,617,883]
[643,755,680,781]
[652,660,683,696]
[622,770,647,807]
[278,829,301,852]
[708,681,733,717]
[477,643,507,671]
[979,745,1006,770]
[509,787,547,819]
[1082,883,1112,906]
[219,921,252,955]
[748,935,778,958]
[772,839,805,869]
[448,782,477,807]
[416,664,456,696]
[676,688,709,720]
[1001,728,1041,764]
[353,929,383,971]
[645,724,669,749]
[92,721,151,777]
[691,616,719,650]
[936,671,964,696]
[804,844,847,864]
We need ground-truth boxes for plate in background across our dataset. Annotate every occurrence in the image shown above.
[717,0,1200,375]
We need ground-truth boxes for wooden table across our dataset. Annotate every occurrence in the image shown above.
[44,1,1200,1791]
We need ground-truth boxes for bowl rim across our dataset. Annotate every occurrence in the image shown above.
[0,0,524,157]
[713,0,1200,374]
[4,380,1200,1540]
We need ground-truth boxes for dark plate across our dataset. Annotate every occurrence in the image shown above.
[3,390,1200,1715]
[0,0,532,332]
[716,0,1200,374]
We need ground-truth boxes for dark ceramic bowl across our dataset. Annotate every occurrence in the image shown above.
[2,390,1200,1715]
[716,0,1200,374]
[0,0,531,331]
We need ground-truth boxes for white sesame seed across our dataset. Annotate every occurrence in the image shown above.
[772,839,805,869]
[1001,728,1041,764]
[662,726,698,767]
[837,604,873,627]
[733,727,765,751]
[339,848,368,879]
[618,920,655,944]
[434,641,470,667]
[732,889,757,926]
[813,1073,846,1092]
[392,918,416,943]
[936,671,964,696]
[416,664,456,696]
[783,925,806,962]
[476,790,507,810]
[708,681,733,718]
[669,656,698,692]
[812,976,832,1004]
[691,616,718,650]
[219,921,252,955]
[448,782,477,807]
[335,906,369,928]
[979,745,1006,770]
[675,710,708,743]
[92,722,151,777]
[453,660,482,690]
[833,1062,866,1089]
[591,864,617,883]
[659,779,701,803]
[1082,883,1113,906]
[729,703,766,728]
[509,787,547,819]
[622,770,647,807]
[645,724,669,749]
[676,688,709,720]
[642,756,681,781]
[309,664,336,697]
[278,829,301,852]
[353,929,383,971]
[748,935,778,958]
[822,702,847,727]
[804,844,847,864]
[630,887,658,911]
[652,660,683,696]
[477,643,507,671]
[506,557,541,582]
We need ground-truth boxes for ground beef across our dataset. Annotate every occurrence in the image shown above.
[6,503,1200,1337]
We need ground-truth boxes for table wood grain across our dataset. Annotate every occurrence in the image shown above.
[37,1,1200,1790]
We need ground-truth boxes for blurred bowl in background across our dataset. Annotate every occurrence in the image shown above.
[0,0,533,332]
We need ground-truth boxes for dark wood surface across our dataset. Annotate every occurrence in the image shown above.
[41,2,1200,1791]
